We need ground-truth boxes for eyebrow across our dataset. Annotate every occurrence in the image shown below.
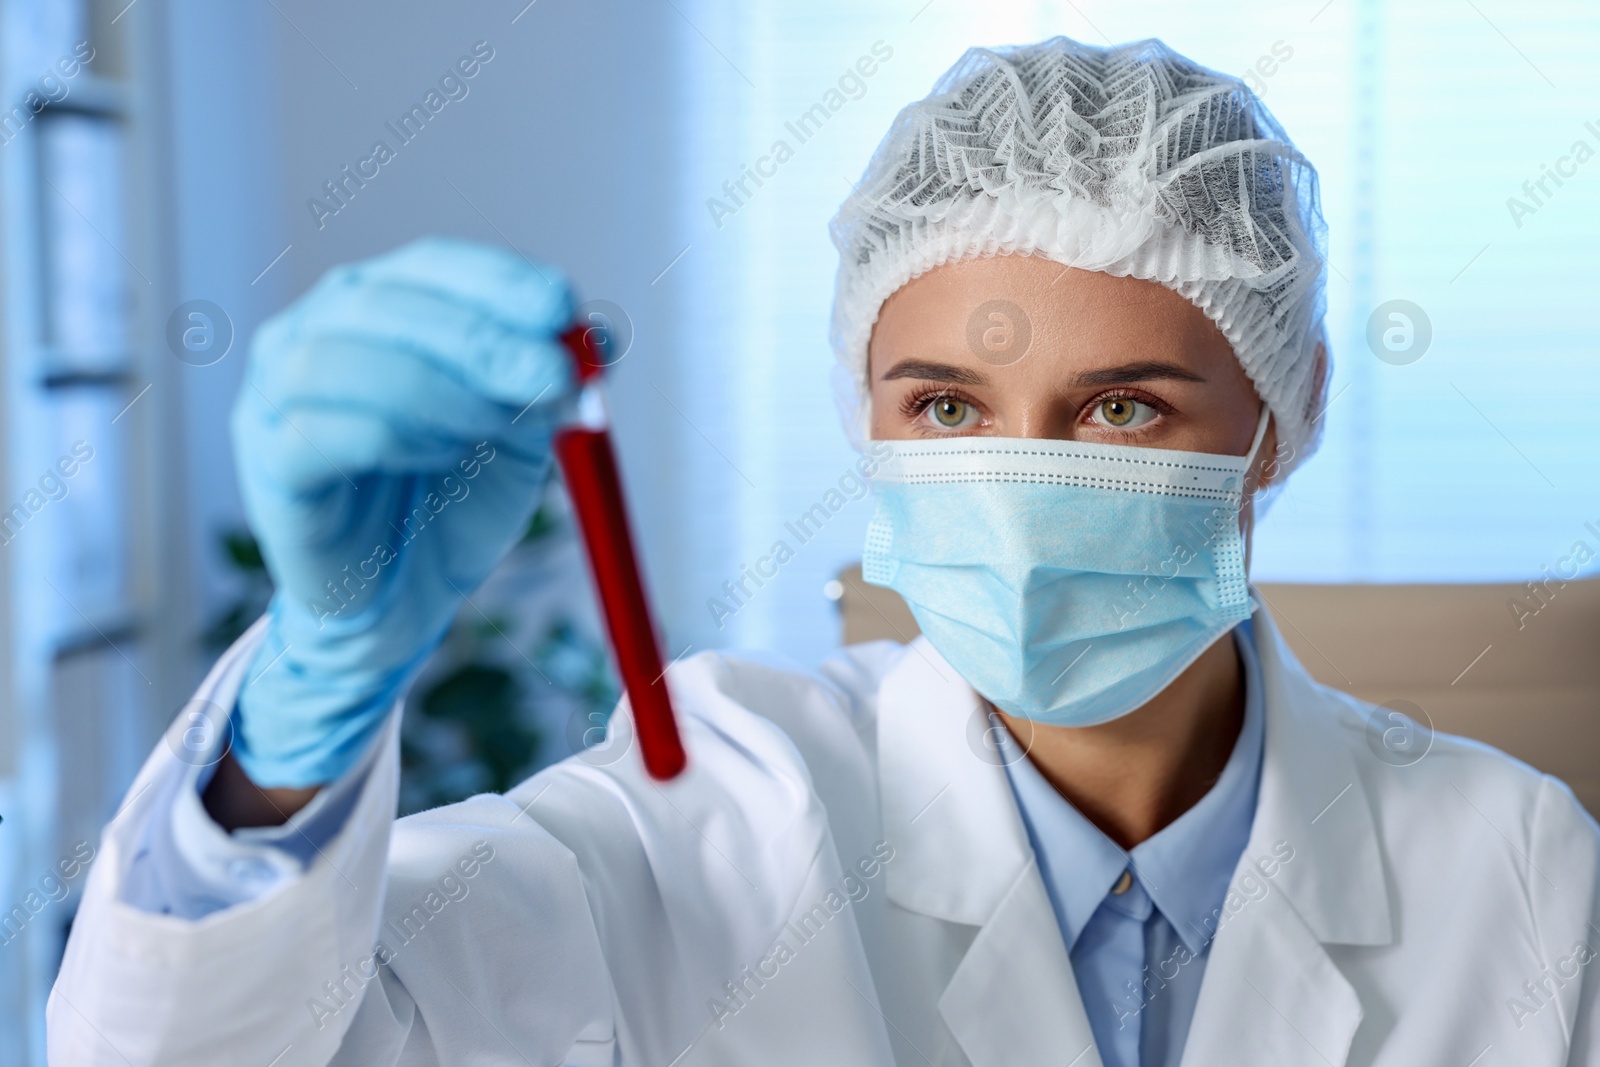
[878,359,988,386]
[1068,361,1208,387]
[877,358,1207,388]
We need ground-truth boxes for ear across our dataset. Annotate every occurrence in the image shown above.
[1241,413,1275,575]
[1308,340,1329,413]
[1255,338,1327,493]
[1248,414,1280,496]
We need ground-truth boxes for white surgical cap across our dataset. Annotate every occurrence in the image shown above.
[828,36,1331,476]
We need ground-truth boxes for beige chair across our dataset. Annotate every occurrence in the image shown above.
[833,567,1600,817]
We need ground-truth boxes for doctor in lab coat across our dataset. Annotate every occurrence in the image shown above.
[48,36,1600,1067]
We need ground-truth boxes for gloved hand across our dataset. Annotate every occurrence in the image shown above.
[228,238,577,788]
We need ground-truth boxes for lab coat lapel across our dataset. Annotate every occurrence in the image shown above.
[1179,603,1393,1066]
[1179,882,1362,1065]
[878,638,1102,1067]
[938,859,1105,1067]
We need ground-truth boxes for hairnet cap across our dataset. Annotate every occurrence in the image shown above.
[828,36,1331,476]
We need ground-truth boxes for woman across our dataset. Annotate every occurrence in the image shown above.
[50,36,1598,1067]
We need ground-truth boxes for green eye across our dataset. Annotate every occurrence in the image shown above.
[1100,398,1135,426]
[932,397,969,427]
[1092,396,1157,430]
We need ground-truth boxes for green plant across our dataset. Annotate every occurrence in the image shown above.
[200,531,273,654]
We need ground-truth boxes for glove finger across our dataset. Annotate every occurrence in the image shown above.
[234,399,554,605]
[273,277,576,407]
[241,452,545,613]
[252,332,553,440]
[235,339,562,493]
[346,236,572,335]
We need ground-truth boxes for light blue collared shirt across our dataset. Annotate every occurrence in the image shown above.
[997,620,1264,1067]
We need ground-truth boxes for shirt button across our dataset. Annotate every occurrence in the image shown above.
[1111,869,1133,895]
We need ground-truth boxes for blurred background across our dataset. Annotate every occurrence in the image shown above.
[0,0,1596,1059]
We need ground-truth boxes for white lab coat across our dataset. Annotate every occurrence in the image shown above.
[49,604,1600,1066]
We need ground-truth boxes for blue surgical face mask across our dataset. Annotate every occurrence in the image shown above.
[862,408,1269,727]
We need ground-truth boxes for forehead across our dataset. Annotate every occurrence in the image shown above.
[868,255,1236,376]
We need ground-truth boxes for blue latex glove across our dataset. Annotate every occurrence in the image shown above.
[229,238,576,788]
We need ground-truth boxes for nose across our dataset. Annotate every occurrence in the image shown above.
[1006,392,1082,441]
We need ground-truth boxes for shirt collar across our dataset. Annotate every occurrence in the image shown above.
[997,619,1266,957]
